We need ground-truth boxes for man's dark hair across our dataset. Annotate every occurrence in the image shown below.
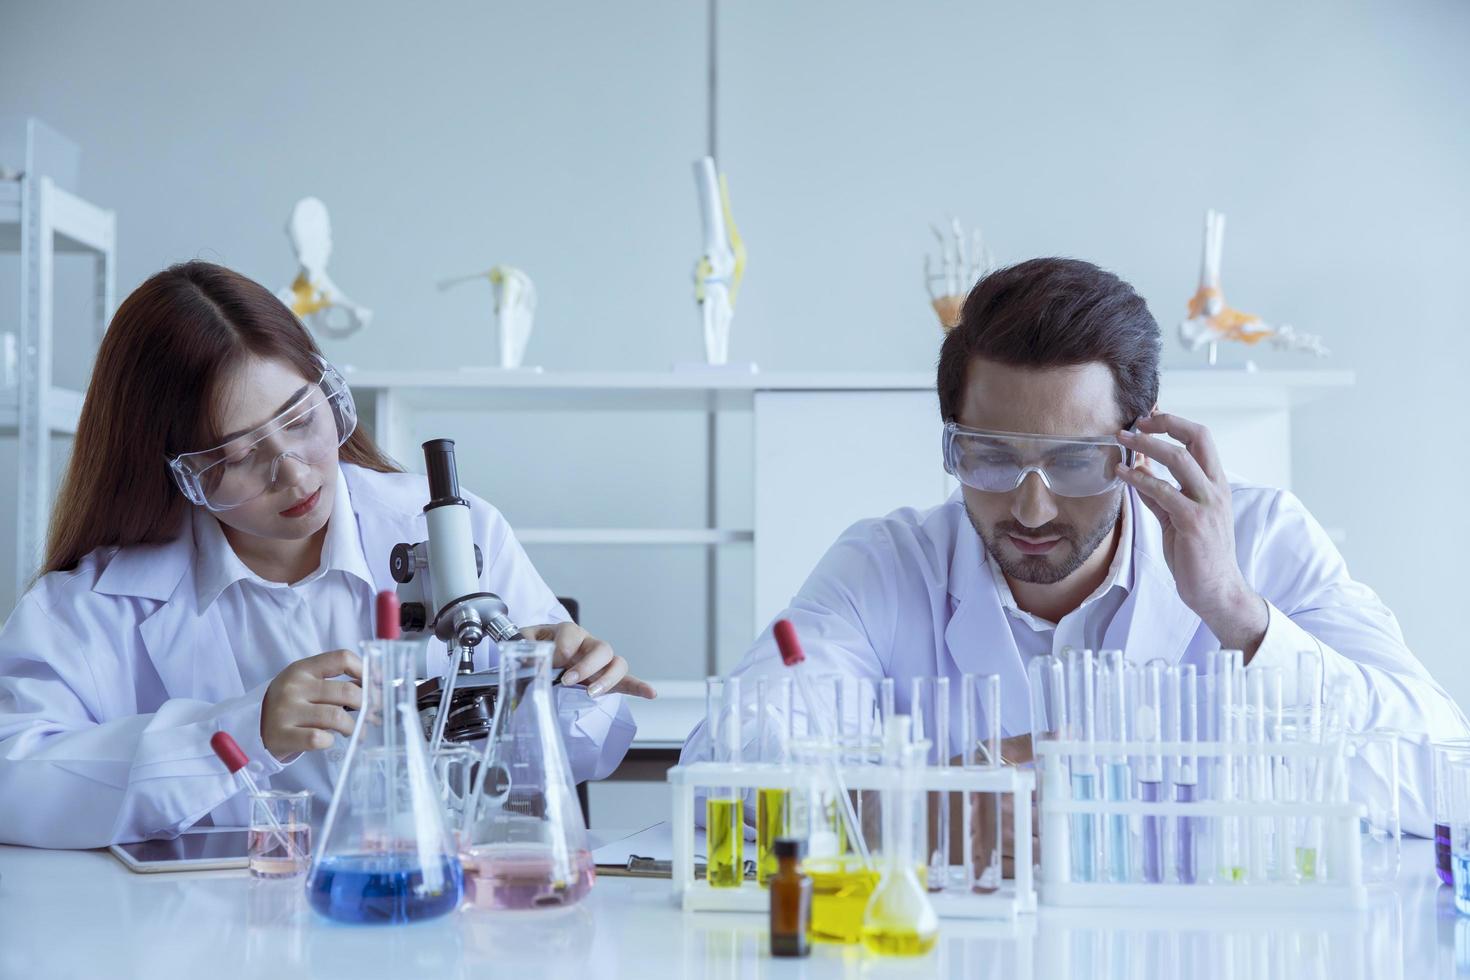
[937,257,1161,427]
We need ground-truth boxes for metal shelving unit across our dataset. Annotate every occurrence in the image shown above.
[1,119,116,606]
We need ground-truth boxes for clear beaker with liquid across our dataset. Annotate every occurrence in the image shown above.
[306,635,465,924]
[461,640,595,910]
[861,715,939,955]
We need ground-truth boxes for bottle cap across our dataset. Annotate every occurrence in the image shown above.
[774,837,805,860]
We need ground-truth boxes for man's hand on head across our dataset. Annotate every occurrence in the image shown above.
[1115,412,1270,658]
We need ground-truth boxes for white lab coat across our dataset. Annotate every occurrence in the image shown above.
[0,464,636,848]
[682,483,1468,836]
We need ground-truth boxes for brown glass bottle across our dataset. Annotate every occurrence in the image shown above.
[769,837,812,957]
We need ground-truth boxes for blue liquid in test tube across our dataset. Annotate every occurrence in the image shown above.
[1070,769,1098,883]
[1098,651,1131,883]
[1456,852,1470,915]
[1104,762,1131,881]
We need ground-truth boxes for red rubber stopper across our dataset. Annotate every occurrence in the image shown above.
[376,590,400,640]
[773,619,805,667]
[210,731,249,774]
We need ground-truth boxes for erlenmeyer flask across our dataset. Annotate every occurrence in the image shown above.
[861,715,938,956]
[306,596,464,924]
[461,639,595,910]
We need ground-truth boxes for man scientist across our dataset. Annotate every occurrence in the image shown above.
[683,256,1467,840]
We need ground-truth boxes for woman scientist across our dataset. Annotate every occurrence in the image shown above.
[0,261,655,847]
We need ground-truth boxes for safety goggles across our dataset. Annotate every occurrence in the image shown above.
[942,421,1134,498]
[168,359,356,511]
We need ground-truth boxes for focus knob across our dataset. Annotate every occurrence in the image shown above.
[399,602,428,633]
[390,543,417,584]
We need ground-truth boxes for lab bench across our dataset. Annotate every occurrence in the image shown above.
[0,837,1454,978]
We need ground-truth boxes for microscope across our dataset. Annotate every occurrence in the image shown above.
[392,438,531,746]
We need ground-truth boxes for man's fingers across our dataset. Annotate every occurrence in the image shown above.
[1118,430,1212,500]
[312,679,363,711]
[1135,412,1225,482]
[1117,463,1193,519]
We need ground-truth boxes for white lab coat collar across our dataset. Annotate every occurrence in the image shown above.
[190,466,374,610]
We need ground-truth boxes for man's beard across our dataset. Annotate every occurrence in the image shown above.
[965,490,1122,586]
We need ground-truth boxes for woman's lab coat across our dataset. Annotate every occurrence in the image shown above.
[682,483,1468,836]
[0,464,636,847]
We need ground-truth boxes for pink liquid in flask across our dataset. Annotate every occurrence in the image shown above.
[463,843,596,910]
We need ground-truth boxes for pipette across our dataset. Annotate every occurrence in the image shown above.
[210,731,302,862]
[773,620,873,870]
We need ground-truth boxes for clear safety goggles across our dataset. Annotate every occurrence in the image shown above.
[168,359,357,511]
[942,421,1134,498]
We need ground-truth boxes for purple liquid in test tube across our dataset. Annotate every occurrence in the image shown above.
[1138,659,1166,883]
[1439,823,1454,886]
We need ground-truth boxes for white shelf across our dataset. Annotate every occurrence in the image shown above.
[0,179,115,254]
[517,527,753,546]
[0,386,84,435]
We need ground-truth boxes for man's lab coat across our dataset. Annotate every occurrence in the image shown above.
[682,483,1467,835]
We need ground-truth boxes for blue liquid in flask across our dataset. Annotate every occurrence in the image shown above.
[308,853,464,924]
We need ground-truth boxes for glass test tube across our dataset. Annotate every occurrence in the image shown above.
[1137,659,1166,883]
[1098,650,1131,883]
[1029,653,1071,885]
[705,676,744,888]
[1167,663,1199,884]
[1246,666,1268,882]
[1212,650,1244,883]
[755,675,794,886]
[911,676,951,891]
[1296,649,1325,880]
[1065,649,1098,883]
[961,673,1003,893]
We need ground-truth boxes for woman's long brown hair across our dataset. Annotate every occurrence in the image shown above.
[42,261,398,576]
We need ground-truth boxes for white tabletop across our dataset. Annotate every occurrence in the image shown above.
[0,837,1456,979]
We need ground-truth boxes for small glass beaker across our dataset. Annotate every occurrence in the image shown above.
[1448,758,1470,914]
[250,789,312,879]
[1347,729,1400,884]
[1433,739,1470,885]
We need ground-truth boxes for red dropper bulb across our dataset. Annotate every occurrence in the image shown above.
[210,731,249,774]
[376,590,400,640]
[773,619,805,667]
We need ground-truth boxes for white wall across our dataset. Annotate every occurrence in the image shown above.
[2,1,1468,704]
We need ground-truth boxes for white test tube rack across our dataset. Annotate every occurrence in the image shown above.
[1034,738,1366,910]
[667,760,1036,920]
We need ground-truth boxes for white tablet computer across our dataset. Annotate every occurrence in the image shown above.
[108,827,251,873]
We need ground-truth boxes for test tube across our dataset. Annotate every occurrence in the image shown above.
[1137,659,1166,883]
[705,676,744,887]
[1293,649,1325,881]
[911,675,951,891]
[1263,667,1291,882]
[1167,663,1199,884]
[1246,666,1268,882]
[1211,650,1244,883]
[1028,653,1071,885]
[1065,648,1098,883]
[1097,650,1131,883]
[755,675,794,886]
[961,672,1002,894]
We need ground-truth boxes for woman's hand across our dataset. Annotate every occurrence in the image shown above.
[521,623,657,700]
[260,649,363,759]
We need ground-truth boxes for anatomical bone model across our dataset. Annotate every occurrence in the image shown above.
[438,266,538,369]
[925,218,996,331]
[692,156,746,365]
[276,197,373,340]
[1180,209,1328,364]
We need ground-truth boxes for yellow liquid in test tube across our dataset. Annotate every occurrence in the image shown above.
[705,797,743,888]
[756,788,788,886]
[804,856,881,944]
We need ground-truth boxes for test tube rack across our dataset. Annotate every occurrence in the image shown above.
[1034,738,1367,910]
[667,760,1036,920]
